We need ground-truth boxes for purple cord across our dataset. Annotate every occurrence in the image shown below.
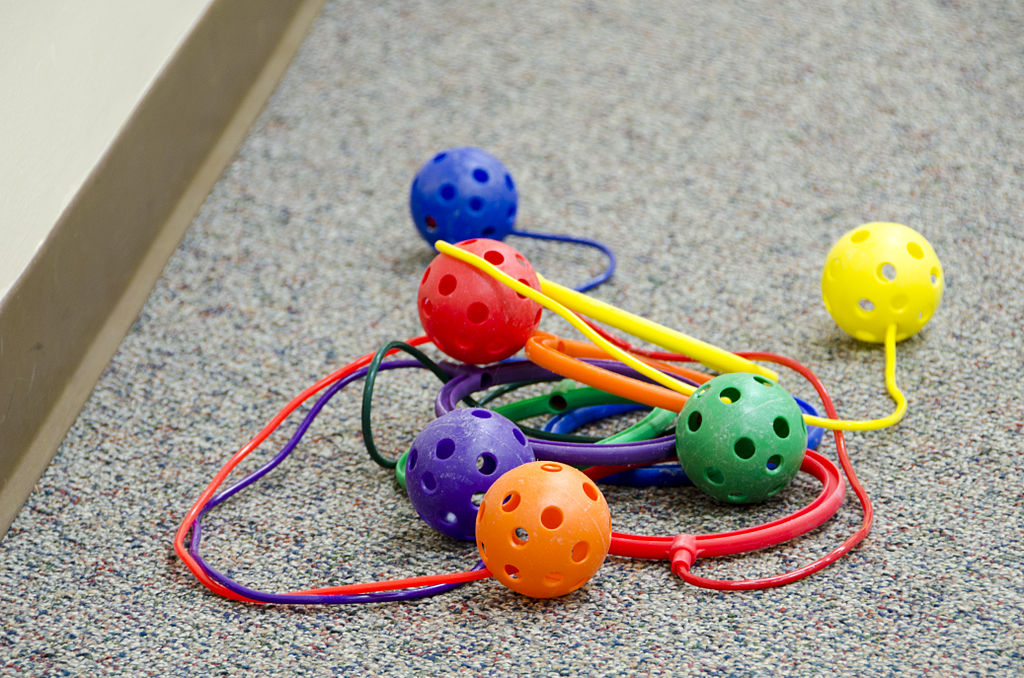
[436,358,680,465]
[188,359,483,604]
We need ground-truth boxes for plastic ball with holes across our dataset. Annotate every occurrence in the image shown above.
[410,147,518,246]
[475,461,612,598]
[405,408,535,540]
[675,373,808,504]
[417,238,543,364]
[821,222,944,343]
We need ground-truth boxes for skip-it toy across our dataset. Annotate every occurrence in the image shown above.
[175,148,943,604]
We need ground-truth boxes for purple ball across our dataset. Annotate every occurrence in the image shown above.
[405,408,535,540]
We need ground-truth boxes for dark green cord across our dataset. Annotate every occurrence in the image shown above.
[361,340,465,469]
[361,343,603,470]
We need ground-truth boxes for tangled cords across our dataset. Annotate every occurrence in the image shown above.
[177,177,942,601]
[175,336,865,601]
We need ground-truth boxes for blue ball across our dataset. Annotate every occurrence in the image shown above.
[405,408,535,540]
[410,147,518,246]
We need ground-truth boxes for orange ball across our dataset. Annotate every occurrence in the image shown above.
[475,461,612,598]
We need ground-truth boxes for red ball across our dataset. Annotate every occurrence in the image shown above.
[417,239,542,364]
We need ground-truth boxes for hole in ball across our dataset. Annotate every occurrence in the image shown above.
[571,541,589,563]
[728,492,748,502]
[473,168,489,183]
[907,241,925,260]
[705,467,725,485]
[476,453,497,475]
[512,527,529,545]
[501,492,520,512]
[859,298,875,313]
[467,302,489,323]
[438,274,457,296]
[439,184,456,201]
[720,387,741,404]
[541,506,564,530]
[513,428,526,446]
[753,376,773,386]
[582,483,600,501]
[441,511,457,525]
[421,472,437,493]
[734,437,756,460]
[425,215,437,232]
[469,197,484,212]
[504,564,520,579]
[505,174,515,191]
[773,417,790,438]
[541,463,562,473]
[687,411,702,432]
[544,572,564,586]
[851,229,870,243]
[433,152,447,163]
[471,409,492,419]
[408,448,418,470]
[484,250,505,266]
[471,491,485,507]
[435,438,455,460]
[879,262,897,282]
[767,454,783,471]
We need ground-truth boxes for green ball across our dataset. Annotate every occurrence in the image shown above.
[675,373,807,504]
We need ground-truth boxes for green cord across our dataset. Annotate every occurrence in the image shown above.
[361,343,607,470]
[361,340,468,469]
[599,407,677,444]
[476,380,538,406]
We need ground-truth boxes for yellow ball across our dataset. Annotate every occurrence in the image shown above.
[821,222,943,343]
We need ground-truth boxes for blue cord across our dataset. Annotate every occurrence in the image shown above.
[540,398,826,487]
[510,229,616,293]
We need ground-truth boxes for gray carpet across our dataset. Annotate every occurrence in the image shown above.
[3,0,1023,675]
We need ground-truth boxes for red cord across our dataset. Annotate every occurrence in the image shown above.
[172,335,490,602]
[580,319,874,589]
[177,320,874,597]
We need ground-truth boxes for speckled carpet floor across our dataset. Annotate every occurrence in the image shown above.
[2,1,1023,675]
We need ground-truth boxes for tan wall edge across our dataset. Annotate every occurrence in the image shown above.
[0,0,327,534]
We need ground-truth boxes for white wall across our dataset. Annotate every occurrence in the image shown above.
[0,0,214,301]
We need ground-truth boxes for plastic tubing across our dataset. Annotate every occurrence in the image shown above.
[434,240,771,392]
[800,323,907,431]
[174,336,491,603]
[602,449,844,561]
[510,228,616,293]
[440,240,906,433]
[536,274,778,380]
[599,348,873,589]
[435,358,681,466]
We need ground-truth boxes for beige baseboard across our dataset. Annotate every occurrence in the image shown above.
[0,0,326,535]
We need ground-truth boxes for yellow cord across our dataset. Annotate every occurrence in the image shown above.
[436,242,908,433]
[537,276,779,381]
[803,323,907,431]
[435,241,698,396]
